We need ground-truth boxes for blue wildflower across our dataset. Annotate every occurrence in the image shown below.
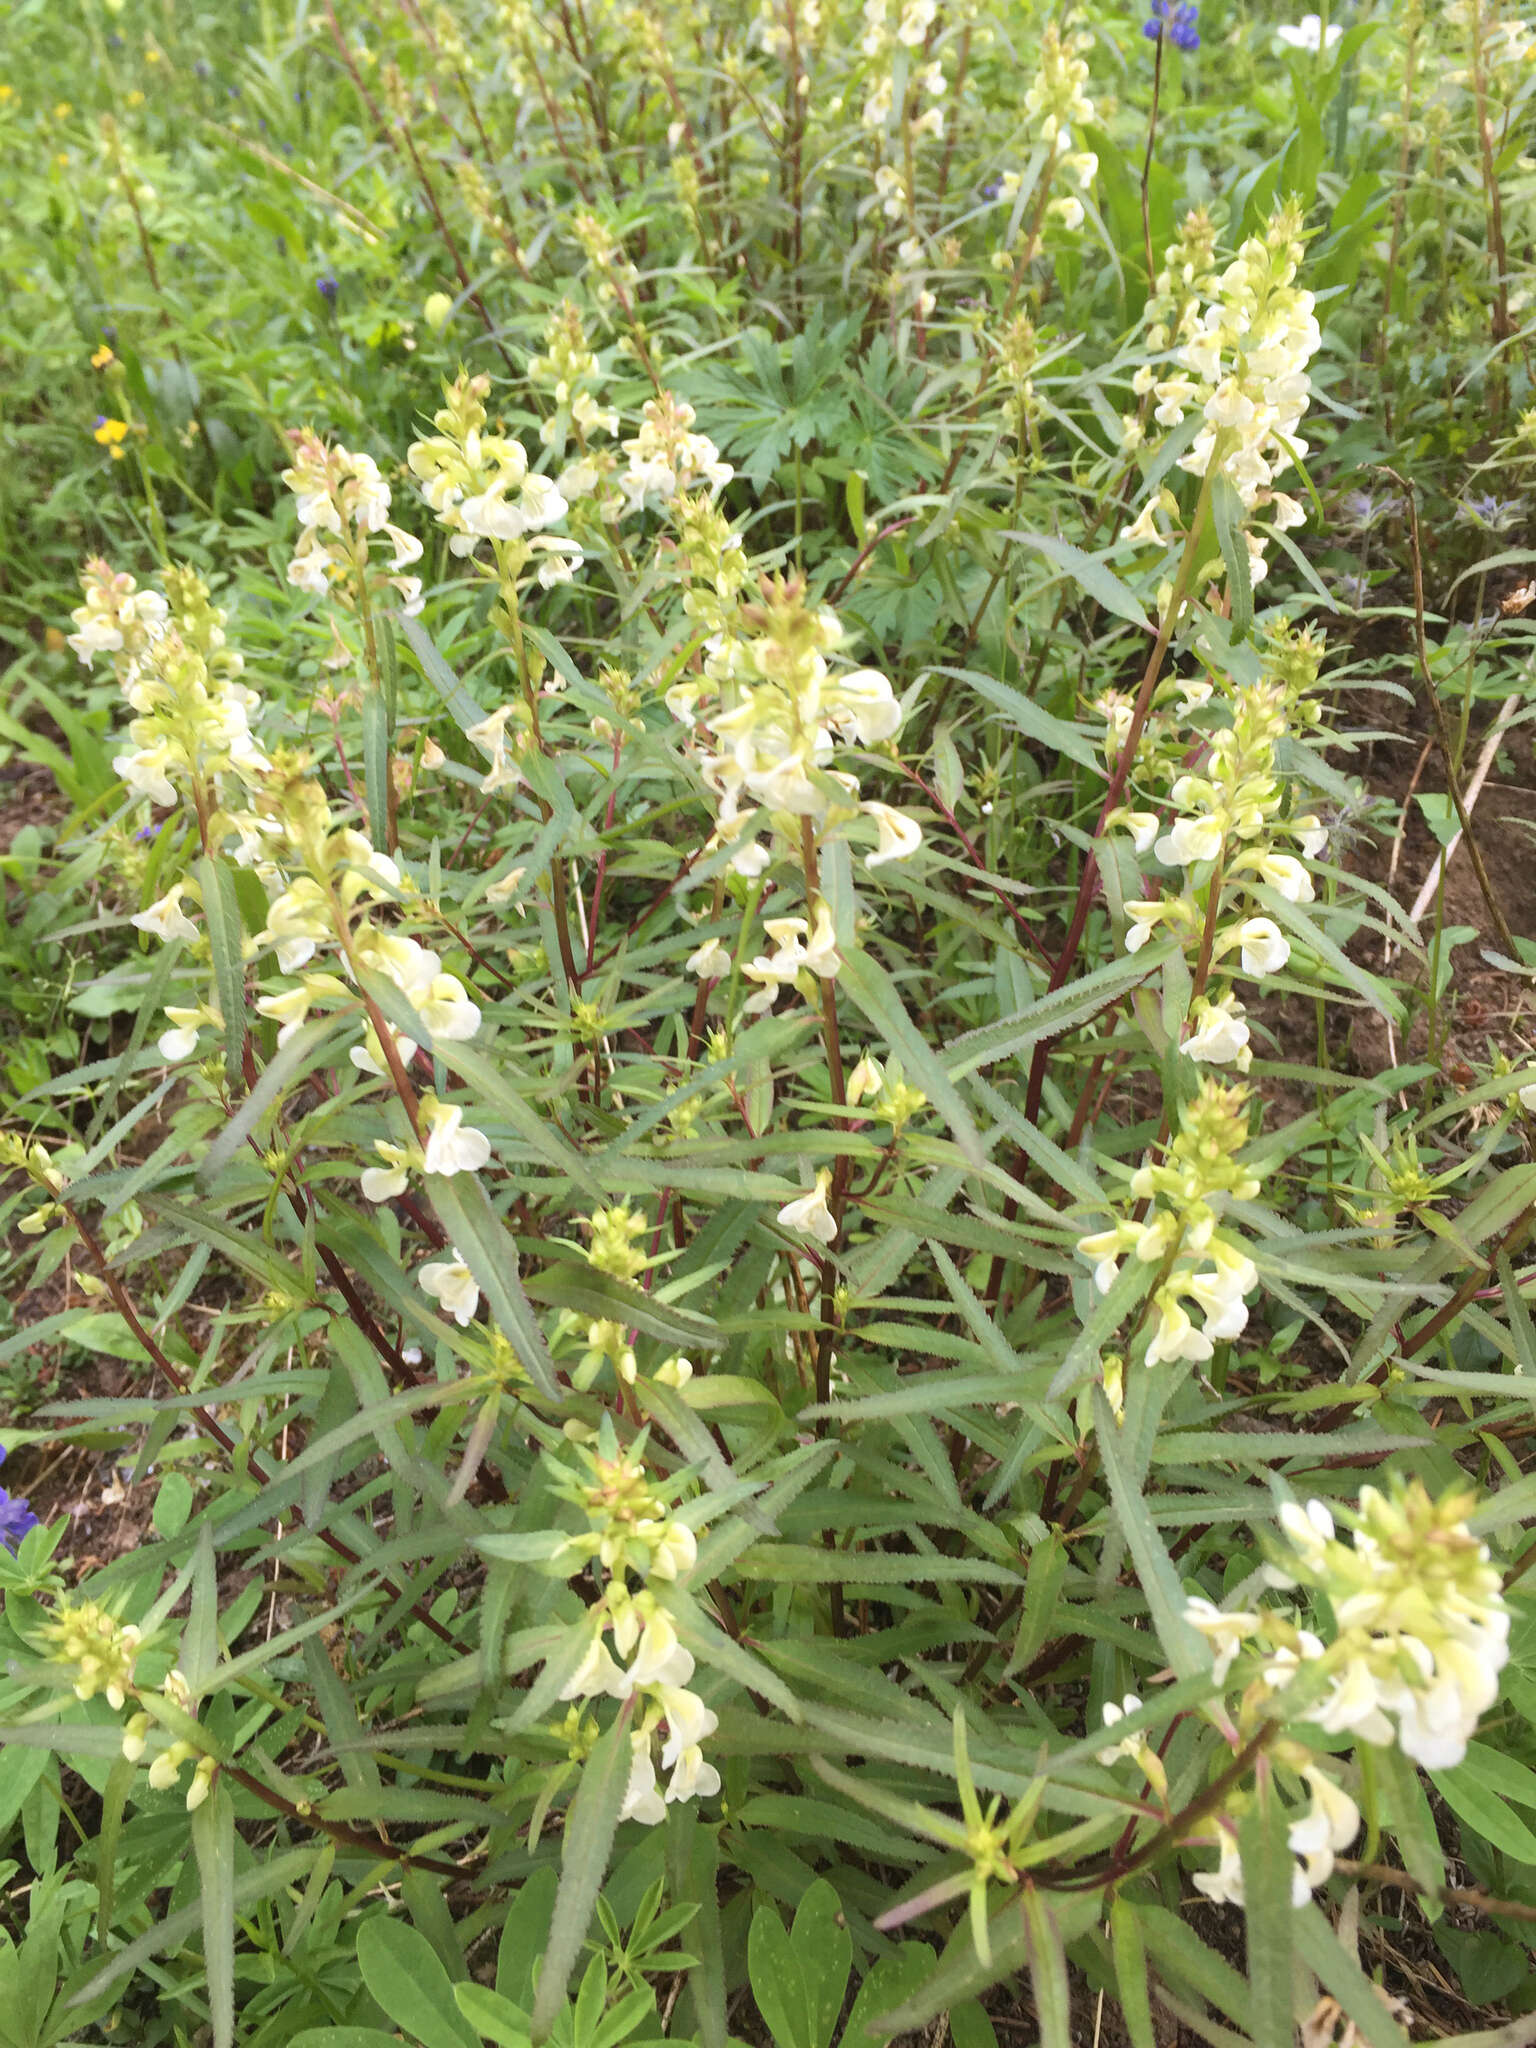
[1144,0,1200,50]
[980,173,1004,201]
[316,273,340,305]
[1456,493,1521,532]
[0,1448,38,1553]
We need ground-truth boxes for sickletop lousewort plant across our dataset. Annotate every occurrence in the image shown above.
[1125,200,1321,588]
[1099,1480,1510,1910]
[1075,1076,1261,1371]
[1075,617,1332,1382]
[282,430,425,618]
[541,1428,719,1824]
[68,551,493,1240]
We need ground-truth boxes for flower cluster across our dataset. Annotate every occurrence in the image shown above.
[859,0,946,310]
[40,1601,216,1809]
[246,786,480,1087]
[1021,23,1099,232]
[620,392,733,516]
[1143,206,1218,357]
[664,571,921,882]
[754,0,821,63]
[1144,0,1199,52]
[282,430,425,615]
[1076,1076,1261,1368]
[570,209,641,310]
[860,0,944,132]
[1101,1480,1510,1913]
[362,1093,491,1208]
[548,1432,719,1823]
[1127,202,1320,583]
[1263,1483,1510,1770]
[71,562,266,812]
[407,370,578,582]
[1103,622,1329,1072]
[529,299,622,508]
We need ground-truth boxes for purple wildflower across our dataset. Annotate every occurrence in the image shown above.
[316,273,340,305]
[0,1448,38,1553]
[1144,0,1200,50]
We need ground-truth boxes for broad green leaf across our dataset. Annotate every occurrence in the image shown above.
[843,1946,937,2048]
[455,1983,534,2048]
[356,1916,480,2048]
[1433,1751,1536,1863]
[291,2034,407,2048]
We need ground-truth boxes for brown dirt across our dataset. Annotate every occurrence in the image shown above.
[0,757,69,854]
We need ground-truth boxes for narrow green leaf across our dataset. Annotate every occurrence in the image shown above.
[1093,1388,1205,1678]
[930,662,1103,772]
[72,1849,317,2006]
[1126,1902,1251,2021]
[362,686,390,848]
[291,2033,406,2048]
[191,1782,235,2048]
[199,1018,347,1183]
[196,855,248,1084]
[835,947,983,1167]
[1292,1906,1410,2048]
[1238,1787,1295,2048]
[531,1696,636,2043]
[428,1173,561,1401]
[1021,1889,1072,2048]
[944,945,1170,1080]
[1211,472,1253,641]
[1108,1898,1156,2048]
[1434,1751,1536,1863]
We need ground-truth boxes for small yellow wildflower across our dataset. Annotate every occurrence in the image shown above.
[91,344,115,369]
[93,417,130,459]
[53,101,72,119]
